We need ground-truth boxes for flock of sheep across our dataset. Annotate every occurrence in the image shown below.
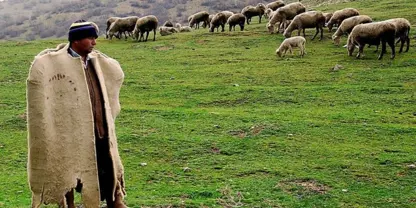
[104,0,411,60]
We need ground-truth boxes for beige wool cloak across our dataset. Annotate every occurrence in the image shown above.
[27,43,125,207]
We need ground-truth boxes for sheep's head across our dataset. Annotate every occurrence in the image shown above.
[267,23,275,34]
[332,35,341,46]
[276,48,282,57]
[347,39,355,56]
[283,31,291,38]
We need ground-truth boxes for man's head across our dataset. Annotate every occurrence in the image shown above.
[68,20,99,56]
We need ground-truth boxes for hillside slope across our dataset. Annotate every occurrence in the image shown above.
[2,0,337,40]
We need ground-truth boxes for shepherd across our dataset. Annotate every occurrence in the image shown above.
[27,20,128,208]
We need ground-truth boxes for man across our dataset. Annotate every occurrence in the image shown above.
[27,20,127,208]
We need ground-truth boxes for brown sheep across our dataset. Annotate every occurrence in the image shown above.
[332,15,372,46]
[132,15,158,42]
[267,2,306,34]
[327,8,360,32]
[385,18,411,53]
[202,14,214,28]
[241,3,267,25]
[283,11,326,40]
[209,12,227,32]
[227,13,246,31]
[189,11,210,29]
[347,21,396,60]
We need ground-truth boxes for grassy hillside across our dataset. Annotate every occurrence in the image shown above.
[1,0,416,207]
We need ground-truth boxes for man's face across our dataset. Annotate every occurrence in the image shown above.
[73,37,96,55]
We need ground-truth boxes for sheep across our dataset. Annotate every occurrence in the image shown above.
[209,12,227,32]
[385,18,411,53]
[266,0,285,11]
[267,2,306,34]
[106,17,119,39]
[227,13,246,31]
[347,21,396,60]
[323,12,333,24]
[202,14,214,28]
[327,8,360,32]
[159,26,178,36]
[283,11,326,40]
[174,23,192,32]
[132,15,158,42]
[163,20,174,27]
[264,8,274,20]
[189,11,210,29]
[241,3,267,25]
[107,16,139,40]
[276,36,306,57]
[332,15,372,46]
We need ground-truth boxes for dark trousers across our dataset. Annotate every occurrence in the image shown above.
[95,134,115,202]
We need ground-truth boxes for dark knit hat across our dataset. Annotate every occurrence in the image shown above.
[68,20,98,41]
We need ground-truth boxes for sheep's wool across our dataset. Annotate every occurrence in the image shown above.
[27,43,125,207]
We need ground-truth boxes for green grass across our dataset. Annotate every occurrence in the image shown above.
[1,0,416,207]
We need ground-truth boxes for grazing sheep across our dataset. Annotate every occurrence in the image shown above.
[159,26,178,36]
[283,11,326,40]
[209,12,227,32]
[106,17,119,39]
[241,3,267,24]
[332,15,372,46]
[227,13,246,31]
[323,12,333,24]
[202,14,214,28]
[221,11,234,21]
[276,36,306,57]
[132,15,158,42]
[163,20,174,27]
[107,16,139,40]
[385,18,411,53]
[175,23,193,32]
[267,2,306,34]
[264,8,275,20]
[266,0,285,11]
[327,8,360,32]
[347,21,396,60]
[189,11,210,29]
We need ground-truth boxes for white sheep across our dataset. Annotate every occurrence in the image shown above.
[276,36,306,57]
[189,11,210,29]
[283,11,326,40]
[132,15,158,42]
[241,3,267,24]
[108,16,139,40]
[227,13,246,31]
[267,2,306,34]
[326,8,360,32]
[332,15,372,46]
[159,26,178,36]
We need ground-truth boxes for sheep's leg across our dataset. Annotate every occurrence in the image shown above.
[405,36,410,52]
[221,24,225,32]
[153,28,156,41]
[288,46,293,55]
[387,38,395,59]
[398,37,404,53]
[319,26,323,41]
[145,31,149,42]
[259,15,262,24]
[378,40,387,60]
[229,25,232,31]
[297,28,301,37]
[356,44,364,59]
[311,27,318,40]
